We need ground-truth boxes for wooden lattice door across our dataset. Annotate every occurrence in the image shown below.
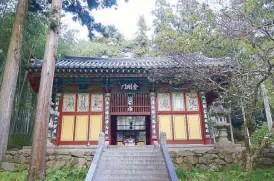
[110,93,151,115]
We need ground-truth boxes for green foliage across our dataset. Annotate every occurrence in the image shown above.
[7,134,32,150]
[0,168,88,181]
[0,11,47,141]
[49,7,61,31]
[2,167,274,181]
[0,170,27,181]
[70,39,123,58]
[133,15,151,57]
[47,168,87,181]
[152,0,234,57]
[58,28,151,58]
[176,166,274,181]
[251,123,274,149]
[176,168,203,181]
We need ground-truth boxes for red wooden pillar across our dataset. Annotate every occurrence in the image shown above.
[104,93,111,142]
[150,93,157,144]
[200,92,211,144]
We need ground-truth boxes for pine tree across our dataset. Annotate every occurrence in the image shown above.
[0,0,28,161]
[134,15,150,57]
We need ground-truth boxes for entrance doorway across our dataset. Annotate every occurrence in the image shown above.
[110,116,151,145]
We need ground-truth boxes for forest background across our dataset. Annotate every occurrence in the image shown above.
[0,0,273,163]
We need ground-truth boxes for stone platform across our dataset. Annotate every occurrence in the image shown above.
[1,146,97,171]
[1,144,274,172]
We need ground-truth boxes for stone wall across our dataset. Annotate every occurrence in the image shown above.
[169,149,244,171]
[169,147,274,171]
[256,148,274,167]
[1,147,274,172]
[1,149,95,171]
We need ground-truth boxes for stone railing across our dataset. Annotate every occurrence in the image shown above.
[160,132,179,181]
[85,132,105,181]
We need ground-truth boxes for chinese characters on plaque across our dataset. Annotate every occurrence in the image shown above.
[63,94,76,112]
[121,83,139,90]
[77,94,89,112]
[91,94,103,111]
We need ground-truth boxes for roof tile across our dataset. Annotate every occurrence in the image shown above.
[27,55,230,70]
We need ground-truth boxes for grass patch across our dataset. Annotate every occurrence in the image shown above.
[1,166,274,181]
[0,168,88,181]
[176,166,274,181]
[8,134,32,150]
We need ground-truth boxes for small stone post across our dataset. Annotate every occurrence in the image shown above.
[160,132,167,145]
[98,132,105,145]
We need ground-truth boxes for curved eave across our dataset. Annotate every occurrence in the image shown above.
[27,72,40,93]
[27,67,147,74]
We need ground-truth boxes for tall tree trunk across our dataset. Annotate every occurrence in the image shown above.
[0,0,28,161]
[27,0,61,180]
[241,100,253,172]
[245,152,253,172]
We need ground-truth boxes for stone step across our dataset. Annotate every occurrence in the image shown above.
[99,159,166,164]
[103,149,161,152]
[100,155,164,160]
[98,163,167,170]
[107,145,155,149]
[106,147,158,151]
[102,151,163,156]
[105,148,160,151]
[93,177,170,181]
[96,168,169,175]
[93,173,170,180]
[91,145,170,181]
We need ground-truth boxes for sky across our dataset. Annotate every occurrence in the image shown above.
[62,0,167,40]
[62,0,228,40]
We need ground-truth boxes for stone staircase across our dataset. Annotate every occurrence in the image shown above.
[92,145,171,181]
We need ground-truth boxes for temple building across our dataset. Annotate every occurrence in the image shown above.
[27,55,228,146]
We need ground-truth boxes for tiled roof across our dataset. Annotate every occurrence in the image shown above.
[27,55,229,70]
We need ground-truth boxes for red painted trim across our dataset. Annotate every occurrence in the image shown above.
[73,94,78,141]
[157,111,201,114]
[156,92,205,144]
[87,114,91,143]
[61,112,103,115]
[198,94,205,144]
[57,93,104,145]
[170,93,174,140]
[110,112,150,115]
[155,93,159,143]
[51,138,57,145]
[184,93,190,140]
[167,140,204,144]
[27,72,39,92]
[198,93,210,144]
[149,95,152,144]
[204,137,211,144]
[59,141,98,145]
[57,94,64,145]
[56,92,208,145]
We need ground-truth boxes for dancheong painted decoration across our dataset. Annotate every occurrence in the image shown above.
[26,55,230,146]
